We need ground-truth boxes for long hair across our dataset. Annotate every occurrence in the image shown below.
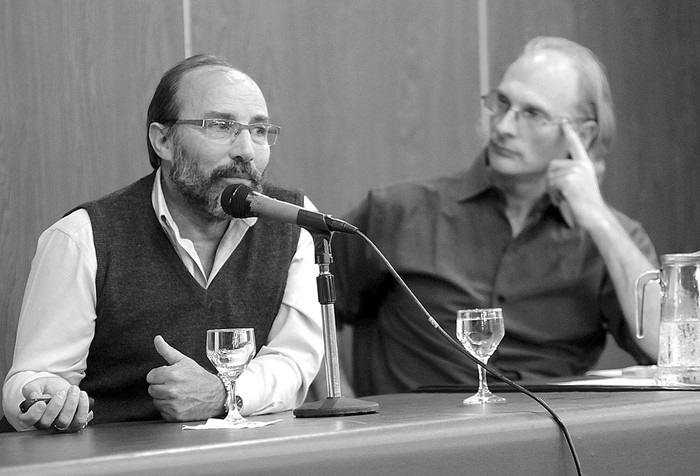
[146,54,236,169]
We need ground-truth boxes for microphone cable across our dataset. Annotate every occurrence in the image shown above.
[355,230,583,476]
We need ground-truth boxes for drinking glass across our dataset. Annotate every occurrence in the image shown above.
[456,308,506,404]
[206,328,256,427]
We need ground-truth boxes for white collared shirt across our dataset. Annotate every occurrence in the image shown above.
[3,169,324,430]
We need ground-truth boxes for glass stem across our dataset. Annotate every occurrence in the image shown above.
[221,374,242,421]
[477,358,492,396]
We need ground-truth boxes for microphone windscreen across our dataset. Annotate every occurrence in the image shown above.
[221,184,253,218]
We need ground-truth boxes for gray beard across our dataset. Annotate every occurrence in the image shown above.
[169,138,265,220]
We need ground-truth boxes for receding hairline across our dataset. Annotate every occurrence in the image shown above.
[510,48,580,79]
[173,65,265,113]
[179,64,259,89]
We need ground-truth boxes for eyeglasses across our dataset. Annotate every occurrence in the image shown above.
[165,119,280,146]
[481,90,593,129]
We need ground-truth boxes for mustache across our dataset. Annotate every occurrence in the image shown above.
[211,163,264,184]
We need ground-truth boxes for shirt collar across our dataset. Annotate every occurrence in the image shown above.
[451,149,495,202]
[452,149,572,227]
[151,168,261,286]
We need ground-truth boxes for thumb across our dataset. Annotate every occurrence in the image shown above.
[21,380,44,400]
[153,335,187,365]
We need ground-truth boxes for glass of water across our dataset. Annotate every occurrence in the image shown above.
[206,328,256,426]
[456,308,506,404]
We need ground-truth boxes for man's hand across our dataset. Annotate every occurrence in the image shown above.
[146,335,226,422]
[19,377,92,433]
[547,118,607,230]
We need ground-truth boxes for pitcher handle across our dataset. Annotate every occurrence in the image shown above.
[635,269,660,338]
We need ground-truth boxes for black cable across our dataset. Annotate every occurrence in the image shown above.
[356,230,583,476]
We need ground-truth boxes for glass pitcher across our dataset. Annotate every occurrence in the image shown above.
[636,252,700,386]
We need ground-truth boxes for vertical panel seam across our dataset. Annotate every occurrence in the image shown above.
[477,0,489,136]
[183,0,192,58]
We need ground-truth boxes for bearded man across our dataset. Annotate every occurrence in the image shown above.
[3,54,323,432]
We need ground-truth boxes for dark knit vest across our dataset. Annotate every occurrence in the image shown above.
[75,173,302,424]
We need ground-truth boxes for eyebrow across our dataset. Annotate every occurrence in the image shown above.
[201,111,270,123]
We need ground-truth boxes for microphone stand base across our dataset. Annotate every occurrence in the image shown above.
[293,396,379,418]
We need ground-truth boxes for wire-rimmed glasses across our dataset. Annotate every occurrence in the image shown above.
[481,89,594,129]
[166,119,280,146]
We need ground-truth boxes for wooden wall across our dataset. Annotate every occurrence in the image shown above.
[0,0,181,420]
[189,0,482,213]
[2,1,699,417]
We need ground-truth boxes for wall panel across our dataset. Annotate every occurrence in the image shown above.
[0,0,185,415]
[487,0,576,80]
[190,0,482,216]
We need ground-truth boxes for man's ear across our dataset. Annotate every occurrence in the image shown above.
[148,122,173,164]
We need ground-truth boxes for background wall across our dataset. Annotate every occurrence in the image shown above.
[2,0,699,418]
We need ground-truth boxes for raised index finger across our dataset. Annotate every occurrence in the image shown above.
[561,118,592,163]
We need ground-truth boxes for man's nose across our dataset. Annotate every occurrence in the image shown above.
[493,107,519,136]
[229,129,255,163]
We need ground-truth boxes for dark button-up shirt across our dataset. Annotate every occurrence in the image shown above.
[332,153,658,396]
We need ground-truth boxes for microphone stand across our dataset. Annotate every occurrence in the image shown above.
[293,231,378,417]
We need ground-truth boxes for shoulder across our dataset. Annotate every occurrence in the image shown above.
[359,172,465,217]
[36,208,95,265]
[52,208,92,236]
[93,174,155,206]
[341,172,465,235]
[67,174,155,218]
[40,208,92,243]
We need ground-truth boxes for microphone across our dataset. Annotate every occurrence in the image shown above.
[220,184,358,234]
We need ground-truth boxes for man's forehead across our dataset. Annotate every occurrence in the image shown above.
[186,65,252,83]
[177,66,267,114]
[504,50,577,85]
[179,66,259,96]
[499,50,580,110]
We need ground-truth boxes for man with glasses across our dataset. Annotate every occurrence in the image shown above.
[332,37,660,397]
[3,54,323,432]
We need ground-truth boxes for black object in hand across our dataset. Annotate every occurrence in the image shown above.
[20,395,94,413]
[19,395,52,413]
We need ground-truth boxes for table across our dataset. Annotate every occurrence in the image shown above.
[1,390,699,475]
